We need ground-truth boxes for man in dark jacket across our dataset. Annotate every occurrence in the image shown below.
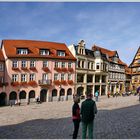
[81,92,97,139]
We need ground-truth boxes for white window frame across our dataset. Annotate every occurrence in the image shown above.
[40,49,49,55]
[17,49,28,54]
[21,60,27,68]
[68,74,72,80]
[30,74,35,81]
[61,74,65,80]
[21,74,27,82]
[12,60,18,68]
[42,73,48,80]
[30,60,36,68]
[54,73,59,80]
[43,61,48,68]
[62,62,66,68]
[12,74,18,82]
[57,51,65,56]
[68,62,72,68]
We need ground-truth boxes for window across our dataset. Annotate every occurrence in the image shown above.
[21,74,27,82]
[55,62,61,68]
[96,63,100,70]
[40,49,49,55]
[21,60,27,68]
[68,74,72,80]
[62,62,65,68]
[17,49,28,54]
[0,64,4,71]
[12,74,18,82]
[43,61,48,67]
[30,74,35,81]
[54,73,59,80]
[0,77,3,83]
[12,60,18,68]
[30,60,36,68]
[42,74,48,80]
[57,51,65,56]
[78,60,80,68]
[82,61,85,68]
[88,62,90,69]
[68,62,72,68]
[91,62,94,70]
[61,74,65,80]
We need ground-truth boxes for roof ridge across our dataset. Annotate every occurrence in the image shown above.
[2,39,66,45]
[93,44,115,52]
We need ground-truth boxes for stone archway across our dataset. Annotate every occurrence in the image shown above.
[9,91,17,106]
[19,90,26,104]
[0,92,7,106]
[59,88,65,101]
[67,88,72,100]
[52,89,57,102]
[29,90,35,103]
[77,86,84,96]
[40,89,47,102]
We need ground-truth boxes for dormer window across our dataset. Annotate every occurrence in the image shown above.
[17,48,28,55]
[40,49,50,55]
[57,51,65,56]
[113,56,118,63]
[94,51,100,57]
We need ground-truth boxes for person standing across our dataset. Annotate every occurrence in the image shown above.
[95,90,99,102]
[81,93,97,139]
[72,96,81,139]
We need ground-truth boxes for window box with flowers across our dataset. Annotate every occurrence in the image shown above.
[12,67,20,71]
[68,68,74,73]
[61,80,67,85]
[2,82,9,86]
[61,68,68,72]
[53,80,61,85]
[42,67,50,73]
[28,81,37,87]
[11,81,20,87]
[20,81,28,87]
[54,67,61,72]
[68,80,74,85]
[30,67,37,72]
[21,67,28,71]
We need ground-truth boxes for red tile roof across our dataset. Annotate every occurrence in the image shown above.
[92,45,116,57]
[92,45,126,66]
[2,40,76,61]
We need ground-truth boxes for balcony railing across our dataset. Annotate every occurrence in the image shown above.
[38,79,52,85]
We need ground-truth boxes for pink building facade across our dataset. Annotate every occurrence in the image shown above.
[0,40,76,106]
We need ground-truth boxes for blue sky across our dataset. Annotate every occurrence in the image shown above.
[0,2,140,65]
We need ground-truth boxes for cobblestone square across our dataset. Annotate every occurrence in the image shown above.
[0,95,140,139]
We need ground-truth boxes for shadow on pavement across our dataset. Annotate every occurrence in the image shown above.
[0,104,140,139]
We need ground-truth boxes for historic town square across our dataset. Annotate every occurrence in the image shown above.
[0,2,140,139]
[0,95,140,139]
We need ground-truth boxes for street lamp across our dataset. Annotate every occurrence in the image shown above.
[58,85,62,101]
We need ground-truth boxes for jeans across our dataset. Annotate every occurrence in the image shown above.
[73,120,80,139]
[82,120,94,139]
[95,96,98,102]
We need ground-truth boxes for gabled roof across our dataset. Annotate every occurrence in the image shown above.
[129,46,140,67]
[92,45,125,66]
[2,40,76,61]
[92,45,116,57]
